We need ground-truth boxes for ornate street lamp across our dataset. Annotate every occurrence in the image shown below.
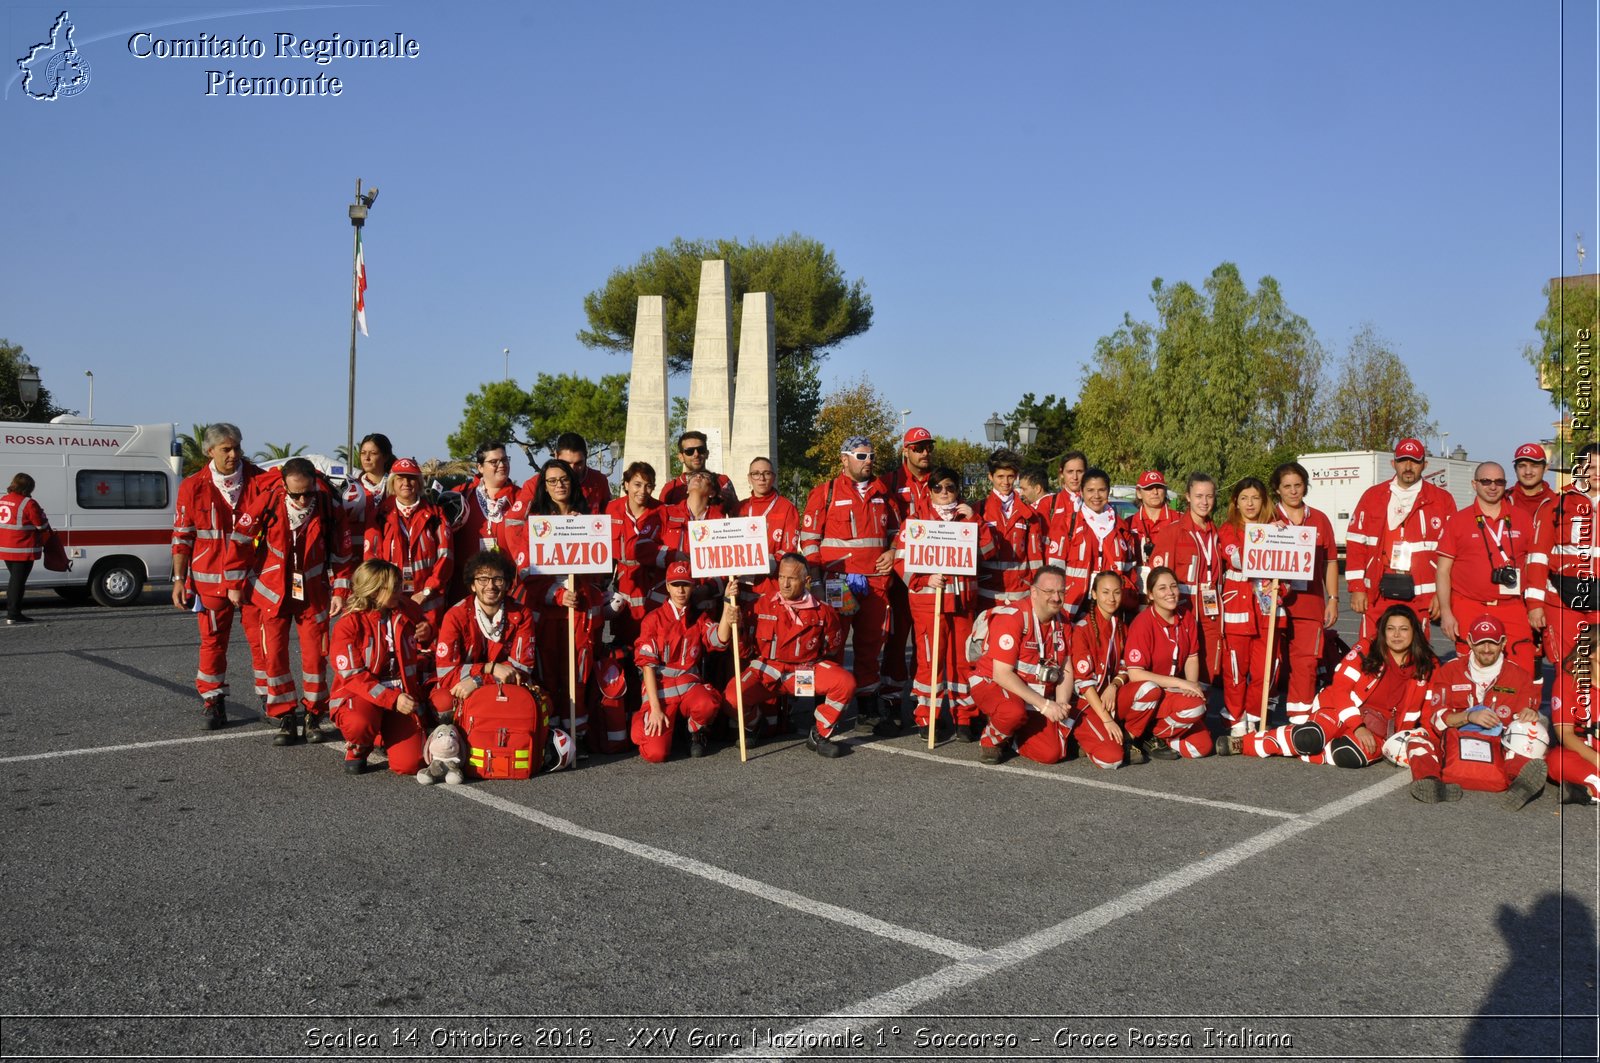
[2,358,41,419]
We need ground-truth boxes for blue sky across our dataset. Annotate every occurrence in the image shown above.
[3,0,1595,485]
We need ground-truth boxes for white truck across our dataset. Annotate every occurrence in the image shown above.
[1298,450,1476,551]
[0,418,180,605]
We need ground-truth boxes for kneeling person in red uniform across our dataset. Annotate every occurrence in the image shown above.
[330,560,429,776]
[634,561,738,762]
[430,551,536,719]
[1549,628,1600,804]
[1118,567,1214,759]
[1410,614,1549,808]
[972,565,1075,765]
[728,553,857,757]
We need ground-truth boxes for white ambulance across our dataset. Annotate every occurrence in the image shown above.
[0,418,179,605]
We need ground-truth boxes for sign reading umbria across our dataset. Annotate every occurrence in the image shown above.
[901,519,978,575]
[1241,524,1316,581]
[687,518,771,578]
[523,515,613,575]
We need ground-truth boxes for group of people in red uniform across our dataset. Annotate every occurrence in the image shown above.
[163,418,1599,806]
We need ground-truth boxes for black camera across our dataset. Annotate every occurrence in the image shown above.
[1490,566,1519,588]
[1142,539,1155,560]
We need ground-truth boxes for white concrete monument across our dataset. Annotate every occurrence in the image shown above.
[684,260,734,465]
[620,295,670,485]
[729,291,777,482]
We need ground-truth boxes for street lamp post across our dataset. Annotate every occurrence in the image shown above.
[1017,419,1038,450]
[1,358,41,420]
[900,408,911,432]
[984,412,1005,447]
[85,370,94,422]
[346,178,378,473]
[504,347,511,382]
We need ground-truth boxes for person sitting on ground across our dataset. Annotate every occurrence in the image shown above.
[329,560,429,776]
[430,550,536,721]
[971,564,1073,766]
[1118,566,1213,759]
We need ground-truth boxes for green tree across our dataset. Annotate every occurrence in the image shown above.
[252,442,307,462]
[449,373,630,475]
[0,340,72,422]
[805,375,898,487]
[928,436,993,502]
[1320,325,1434,451]
[176,423,209,476]
[1525,275,1599,459]
[1076,265,1324,487]
[1001,393,1077,467]
[578,234,872,479]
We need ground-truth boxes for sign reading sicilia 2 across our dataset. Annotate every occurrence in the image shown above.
[901,519,978,575]
[524,515,613,574]
[1241,524,1316,581]
[688,518,770,578]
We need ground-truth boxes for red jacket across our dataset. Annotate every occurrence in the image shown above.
[1436,501,1544,608]
[1315,640,1430,735]
[746,590,846,667]
[800,474,896,577]
[227,479,354,617]
[1150,515,1223,614]
[607,497,666,615]
[635,601,728,697]
[172,462,273,594]
[661,470,738,510]
[975,493,1043,607]
[431,596,536,691]
[1425,655,1537,733]
[1531,486,1596,611]
[882,462,932,522]
[330,607,425,711]
[1218,523,1284,637]
[363,498,454,600]
[1550,670,1599,743]
[1344,478,1455,605]
[1128,505,1178,561]
[970,603,1067,697]
[1069,608,1127,700]
[0,493,49,562]
[1270,504,1337,619]
[1046,505,1139,619]
[1123,605,1199,678]
[577,466,612,513]
[448,477,518,575]
[1507,480,1555,520]
[658,500,728,565]
[892,505,991,614]
[739,492,802,598]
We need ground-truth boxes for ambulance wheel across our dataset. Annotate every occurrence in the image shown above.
[91,559,145,607]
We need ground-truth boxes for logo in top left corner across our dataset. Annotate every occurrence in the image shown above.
[18,10,92,101]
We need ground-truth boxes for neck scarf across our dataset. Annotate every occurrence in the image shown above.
[477,482,510,524]
[1387,478,1422,530]
[285,494,311,534]
[1083,506,1116,540]
[211,464,244,509]
[933,502,958,521]
[474,603,505,643]
[1467,655,1504,704]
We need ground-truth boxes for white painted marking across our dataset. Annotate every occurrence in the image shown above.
[728,770,1413,1058]
[0,725,267,763]
[858,739,1298,819]
[447,785,981,961]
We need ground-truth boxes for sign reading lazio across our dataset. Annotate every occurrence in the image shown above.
[524,514,613,574]
[1241,523,1316,581]
[688,517,771,578]
[901,519,978,575]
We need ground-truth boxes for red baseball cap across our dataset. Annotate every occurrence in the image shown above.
[665,560,694,584]
[903,426,932,447]
[390,457,422,478]
[1393,438,1425,462]
[1137,471,1166,490]
[1468,614,1506,644]
[1513,443,1547,464]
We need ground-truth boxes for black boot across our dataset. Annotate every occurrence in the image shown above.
[202,698,226,730]
[271,712,301,746]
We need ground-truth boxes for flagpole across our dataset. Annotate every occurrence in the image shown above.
[346,178,377,474]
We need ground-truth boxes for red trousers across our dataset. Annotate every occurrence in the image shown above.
[730,659,856,738]
[244,599,328,719]
[1450,594,1536,677]
[1548,742,1600,799]
[536,608,597,741]
[1116,680,1212,758]
[1195,609,1223,684]
[1221,632,1277,731]
[192,593,239,703]
[630,684,724,763]
[974,682,1124,767]
[845,583,891,698]
[881,578,912,696]
[909,599,974,727]
[1278,613,1326,720]
[334,696,426,774]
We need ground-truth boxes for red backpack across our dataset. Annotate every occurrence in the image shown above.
[459,683,549,780]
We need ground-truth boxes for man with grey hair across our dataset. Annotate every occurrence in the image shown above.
[171,422,272,729]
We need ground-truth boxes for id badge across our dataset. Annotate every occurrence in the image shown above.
[479,536,498,554]
[822,576,845,611]
[1388,542,1412,573]
[290,572,306,601]
[1458,736,1494,763]
[1199,584,1220,618]
[794,668,816,698]
[401,566,415,593]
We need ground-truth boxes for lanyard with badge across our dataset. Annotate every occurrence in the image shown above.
[1477,515,1520,593]
[1191,528,1220,618]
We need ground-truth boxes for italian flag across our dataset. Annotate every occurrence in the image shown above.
[355,230,369,336]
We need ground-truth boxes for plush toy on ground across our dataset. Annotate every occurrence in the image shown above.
[416,723,466,785]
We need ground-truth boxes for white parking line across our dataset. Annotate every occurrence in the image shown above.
[447,785,983,962]
[857,740,1299,819]
[728,770,1413,1058]
[0,725,266,763]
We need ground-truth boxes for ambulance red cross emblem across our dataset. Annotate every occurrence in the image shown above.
[95,481,110,495]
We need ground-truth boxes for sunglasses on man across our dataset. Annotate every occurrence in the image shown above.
[681,446,708,457]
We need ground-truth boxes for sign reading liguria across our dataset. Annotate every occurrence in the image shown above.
[1241,524,1316,581]
[687,518,770,578]
[901,519,978,575]
[523,514,613,574]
